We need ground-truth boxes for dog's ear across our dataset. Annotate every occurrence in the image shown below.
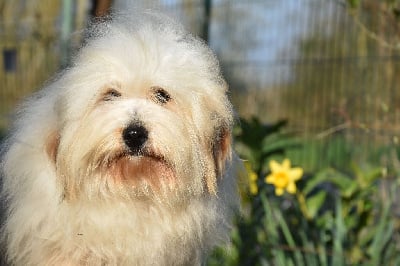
[213,125,232,174]
[206,124,231,194]
[46,131,60,164]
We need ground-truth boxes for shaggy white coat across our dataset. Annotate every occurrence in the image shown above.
[0,13,239,266]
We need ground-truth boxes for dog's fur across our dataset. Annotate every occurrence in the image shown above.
[0,13,239,265]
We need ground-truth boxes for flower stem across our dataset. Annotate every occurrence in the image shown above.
[297,191,312,220]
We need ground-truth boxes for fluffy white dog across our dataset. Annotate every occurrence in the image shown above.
[0,13,239,265]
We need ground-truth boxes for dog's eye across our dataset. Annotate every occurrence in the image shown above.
[103,89,122,101]
[151,87,171,104]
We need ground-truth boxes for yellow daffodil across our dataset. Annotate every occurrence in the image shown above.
[265,159,303,196]
[244,161,258,195]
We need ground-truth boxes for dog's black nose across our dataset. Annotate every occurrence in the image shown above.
[122,123,148,154]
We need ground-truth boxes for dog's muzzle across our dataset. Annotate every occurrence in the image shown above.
[122,123,148,154]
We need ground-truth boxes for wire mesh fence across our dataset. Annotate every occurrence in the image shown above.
[1,0,399,170]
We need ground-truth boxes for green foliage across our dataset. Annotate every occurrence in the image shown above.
[234,117,299,173]
[207,117,400,265]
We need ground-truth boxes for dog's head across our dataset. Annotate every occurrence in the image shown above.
[46,14,234,202]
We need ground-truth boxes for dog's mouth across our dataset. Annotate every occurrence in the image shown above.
[113,148,168,165]
[105,147,176,188]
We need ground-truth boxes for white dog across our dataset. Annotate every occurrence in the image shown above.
[0,13,239,265]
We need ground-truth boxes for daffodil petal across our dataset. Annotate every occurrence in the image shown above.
[289,168,303,181]
[282,158,291,169]
[275,188,284,196]
[249,172,257,181]
[269,160,281,172]
[250,183,258,195]
[265,175,275,184]
[286,182,297,194]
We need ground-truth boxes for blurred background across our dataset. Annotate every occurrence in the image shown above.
[1,0,400,264]
[1,0,399,172]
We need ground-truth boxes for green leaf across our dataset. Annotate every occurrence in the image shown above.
[302,168,334,195]
[260,194,304,266]
[260,140,301,167]
[302,168,357,198]
[332,199,346,266]
[367,203,394,264]
[351,162,382,188]
[328,171,358,198]
[316,211,334,230]
[236,117,287,151]
[306,191,327,219]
